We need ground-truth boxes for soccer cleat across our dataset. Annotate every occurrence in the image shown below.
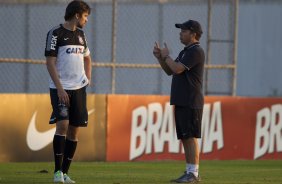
[171,172,201,183]
[64,174,75,183]
[54,170,64,183]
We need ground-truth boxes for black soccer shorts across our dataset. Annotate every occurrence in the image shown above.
[49,86,88,127]
[174,106,203,139]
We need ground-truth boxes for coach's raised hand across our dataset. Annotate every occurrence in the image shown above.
[160,42,170,59]
[153,42,161,59]
[153,42,173,76]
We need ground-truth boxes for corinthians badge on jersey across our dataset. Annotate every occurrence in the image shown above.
[78,35,84,45]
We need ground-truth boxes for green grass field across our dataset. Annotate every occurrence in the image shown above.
[0,160,281,184]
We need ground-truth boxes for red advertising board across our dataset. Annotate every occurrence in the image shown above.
[106,95,282,161]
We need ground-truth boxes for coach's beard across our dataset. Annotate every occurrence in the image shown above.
[77,23,83,29]
[77,22,84,29]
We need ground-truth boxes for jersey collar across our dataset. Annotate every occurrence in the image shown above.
[184,42,200,51]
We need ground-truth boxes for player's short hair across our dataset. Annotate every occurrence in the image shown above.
[64,0,91,21]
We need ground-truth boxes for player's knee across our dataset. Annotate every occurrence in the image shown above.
[55,127,67,136]
[55,120,69,134]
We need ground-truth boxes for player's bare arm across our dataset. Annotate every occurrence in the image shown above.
[84,55,92,86]
[153,42,173,75]
[46,56,70,106]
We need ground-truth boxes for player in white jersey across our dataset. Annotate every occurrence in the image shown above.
[44,1,92,183]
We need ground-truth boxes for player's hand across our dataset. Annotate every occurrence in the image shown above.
[88,79,93,87]
[160,42,170,59]
[57,88,70,107]
[153,42,161,59]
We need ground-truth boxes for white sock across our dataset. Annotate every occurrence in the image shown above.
[186,164,199,177]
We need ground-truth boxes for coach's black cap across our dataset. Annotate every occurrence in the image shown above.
[175,20,203,35]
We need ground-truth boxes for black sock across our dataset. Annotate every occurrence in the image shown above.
[62,139,77,174]
[53,134,66,173]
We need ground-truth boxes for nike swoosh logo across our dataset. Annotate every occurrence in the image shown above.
[26,109,95,151]
[64,38,69,40]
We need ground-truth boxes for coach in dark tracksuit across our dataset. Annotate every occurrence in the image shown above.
[153,20,205,183]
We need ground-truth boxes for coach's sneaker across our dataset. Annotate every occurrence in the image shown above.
[171,172,201,183]
[54,170,64,183]
[64,174,75,183]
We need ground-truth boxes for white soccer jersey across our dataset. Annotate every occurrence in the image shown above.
[45,24,90,90]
